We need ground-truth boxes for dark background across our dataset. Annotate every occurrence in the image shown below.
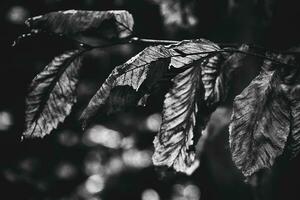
[1,0,300,200]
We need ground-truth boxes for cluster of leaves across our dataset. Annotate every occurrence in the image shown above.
[16,9,300,180]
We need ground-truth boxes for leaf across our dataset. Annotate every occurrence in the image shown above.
[204,44,249,106]
[151,40,220,173]
[229,69,290,177]
[25,10,134,40]
[152,64,204,173]
[80,45,172,128]
[23,49,83,138]
[286,90,300,159]
[260,53,300,159]
[152,59,204,172]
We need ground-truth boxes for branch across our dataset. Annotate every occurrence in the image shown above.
[12,33,299,68]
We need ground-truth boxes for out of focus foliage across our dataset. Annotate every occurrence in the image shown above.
[1,0,300,200]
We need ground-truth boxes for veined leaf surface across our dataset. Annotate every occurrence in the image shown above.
[23,49,83,138]
[153,64,204,173]
[229,68,290,177]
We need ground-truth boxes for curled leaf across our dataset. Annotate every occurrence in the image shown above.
[25,10,134,40]
[23,49,83,138]
[229,69,290,177]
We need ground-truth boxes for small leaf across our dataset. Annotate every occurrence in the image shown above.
[200,54,223,104]
[23,49,83,138]
[25,10,134,40]
[80,45,172,128]
[205,44,249,106]
[229,69,290,177]
[152,64,205,173]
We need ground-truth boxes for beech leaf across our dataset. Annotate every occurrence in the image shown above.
[153,64,204,173]
[151,40,220,173]
[203,44,249,107]
[23,49,83,138]
[229,69,290,177]
[286,91,300,159]
[25,10,134,40]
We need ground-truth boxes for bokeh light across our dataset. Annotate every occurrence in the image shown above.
[85,174,105,194]
[19,158,37,173]
[0,111,13,131]
[85,159,103,176]
[105,156,125,175]
[6,6,29,24]
[141,189,160,200]
[183,184,201,200]
[121,136,135,149]
[171,183,200,200]
[83,125,122,148]
[58,130,79,147]
[122,149,152,168]
[55,162,77,179]
[145,113,162,132]
[84,150,103,175]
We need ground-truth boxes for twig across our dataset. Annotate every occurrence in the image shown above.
[130,37,179,45]
[12,32,300,68]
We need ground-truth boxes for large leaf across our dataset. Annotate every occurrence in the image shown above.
[153,64,204,173]
[151,40,221,173]
[229,69,290,177]
[80,45,172,128]
[25,10,134,40]
[23,49,83,138]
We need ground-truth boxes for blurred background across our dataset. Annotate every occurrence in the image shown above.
[1,0,300,200]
